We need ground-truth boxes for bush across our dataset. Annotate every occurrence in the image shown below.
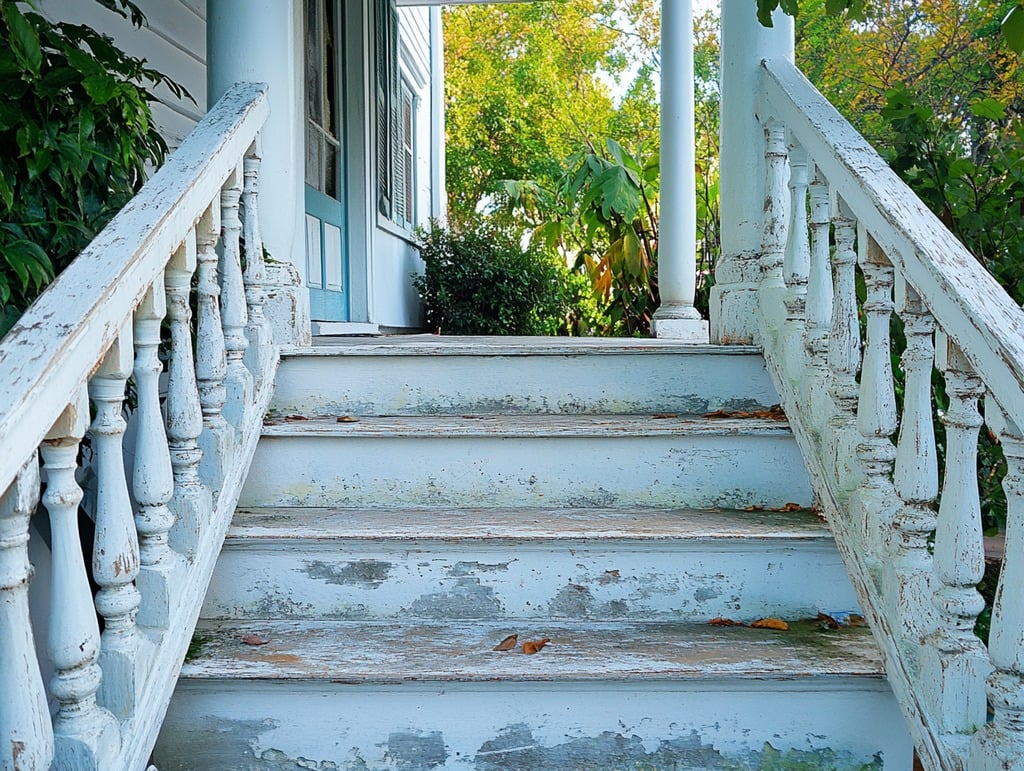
[413,219,595,336]
[0,1,186,335]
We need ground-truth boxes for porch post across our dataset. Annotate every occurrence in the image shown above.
[208,0,312,344]
[712,0,794,344]
[651,0,708,341]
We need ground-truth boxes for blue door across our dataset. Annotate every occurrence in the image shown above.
[304,0,348,321]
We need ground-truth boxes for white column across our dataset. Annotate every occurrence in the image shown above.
[651,0,708,341]
[712,0,794,344]
[207,0,311,343]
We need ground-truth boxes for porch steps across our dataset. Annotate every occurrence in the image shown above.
[199,506,859,623]
[154,338,913,769]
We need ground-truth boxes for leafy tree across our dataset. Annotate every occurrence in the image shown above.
[0,0,184,335]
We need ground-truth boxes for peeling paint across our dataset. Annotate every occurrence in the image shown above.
[449,561,511,577]
[474,725,884,770]
[304,560,392,587]
[409,578,504,619]
[383,731,447,768]
[548,583,597,618]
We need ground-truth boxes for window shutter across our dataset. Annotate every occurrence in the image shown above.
[375,0,392,217]
[389,4,404,224]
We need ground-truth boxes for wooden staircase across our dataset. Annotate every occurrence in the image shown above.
[152,336,914,769]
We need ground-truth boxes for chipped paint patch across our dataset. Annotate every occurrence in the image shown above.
[449,560,511,577]
[304,560,392,587]
[409,578,504,619]
[474,725,884,770]
[384,731,447,768]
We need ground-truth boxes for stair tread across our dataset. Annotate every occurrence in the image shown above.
[281,335,762,357]
[228,506,830,542]
[183,618,884,682]
[261,413,792,438]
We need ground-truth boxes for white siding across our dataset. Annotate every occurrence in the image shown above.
[38,0,207,147]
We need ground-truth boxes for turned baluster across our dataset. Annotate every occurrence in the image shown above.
[920,338,990,731]
[827,197,861,491]
[0,453,53,770]
[970,408,1024,768]
[783,142,809,322]
[853,233,897,562]
[89,324,146,719]
[219,162,253,430]
[805,167,833,368]
[757,120,789,333]
[165,234,212,559]
[41,389,120,764]
[886,278,938,644]
[133,278,184,629]
[242,139,274,384]
[196,199,231,490]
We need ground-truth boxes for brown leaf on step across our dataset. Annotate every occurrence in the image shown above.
[707,617,745,627]
[522,638,551,655]
[336,415,360,423]
[751,618,789,631]
[744,505,761,512]
[651,413,679,419]
[775,502,803,512]
[241,634,270,646]
[817,612,841,630]
[847,614,866,627]
[703,410,732,419]
[492,633,518,651]
[284,414,309,422]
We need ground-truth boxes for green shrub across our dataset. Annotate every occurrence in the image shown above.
[0,0,186,336]
[413,218,595,336]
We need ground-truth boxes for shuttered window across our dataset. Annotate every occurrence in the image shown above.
[375,0,415,230]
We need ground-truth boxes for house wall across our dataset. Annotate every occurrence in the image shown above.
[37,0,207,148]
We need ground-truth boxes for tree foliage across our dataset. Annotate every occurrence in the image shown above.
[0,0,184,335]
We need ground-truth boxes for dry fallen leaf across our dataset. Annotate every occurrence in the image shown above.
[651,413,679,419]
[284,414,309,422]
[336,415,360,423]
[703,410,732,419]
[847,613,866,627]
[492,633,518,651]
[751,618,789,631]
[522,638,551,654]
[708,617,745,627]
[775,502,803,512]
[817,612,841,630]
[241,634,270,646]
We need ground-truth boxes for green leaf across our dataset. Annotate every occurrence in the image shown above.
[970,98,1007,121]
[757,0,779,27]
[3,6,43,76]
[1003,5,1024,56]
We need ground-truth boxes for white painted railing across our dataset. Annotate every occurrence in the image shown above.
[0,81,275,771]
[755,57,1024,771]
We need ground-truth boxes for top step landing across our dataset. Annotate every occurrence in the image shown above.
[273,335,777,417]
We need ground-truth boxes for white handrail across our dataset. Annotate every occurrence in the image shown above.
[757,57,1024,771]
[0,83,269,498]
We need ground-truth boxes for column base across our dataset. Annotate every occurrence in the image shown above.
[651,316,710,342]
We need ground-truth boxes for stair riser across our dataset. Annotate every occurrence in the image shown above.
[155,679,911,770]
[202,540,858,622]
[271,352,779,416]
[240,433,813,509]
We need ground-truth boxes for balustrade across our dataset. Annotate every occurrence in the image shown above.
[0,82,271,770]
[758,55,1024,769]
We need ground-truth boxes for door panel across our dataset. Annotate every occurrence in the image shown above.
[304,0,348,321]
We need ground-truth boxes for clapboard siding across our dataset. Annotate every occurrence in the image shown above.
[398,6,430,84]
[38,0,207,146]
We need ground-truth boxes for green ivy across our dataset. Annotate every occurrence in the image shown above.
[0,0,187,335]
